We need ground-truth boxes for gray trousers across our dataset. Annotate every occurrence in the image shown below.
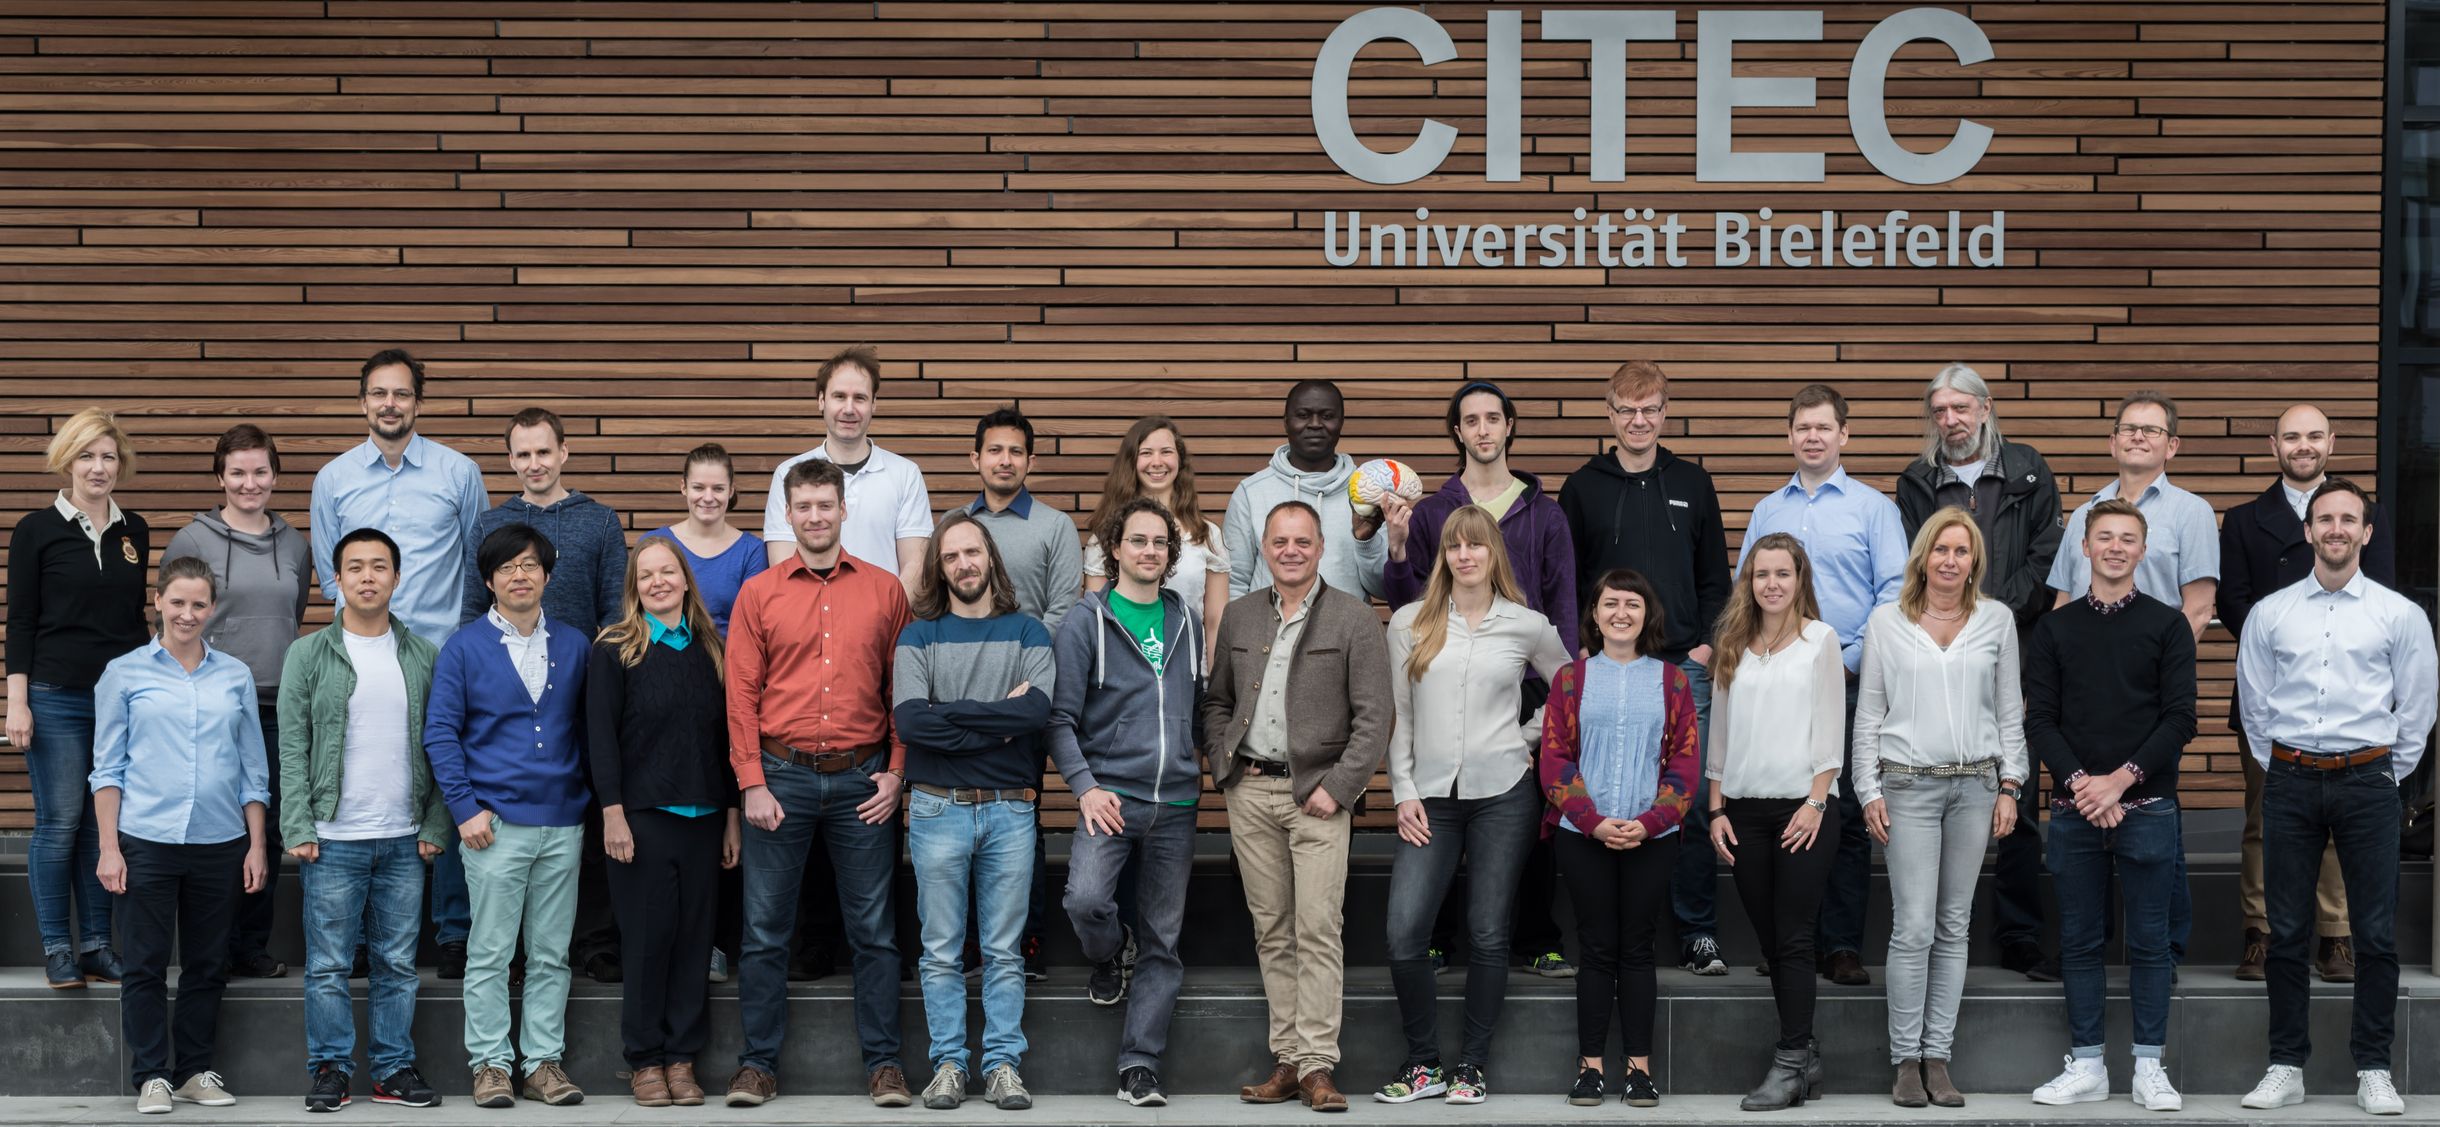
[1879,766,1997,1064]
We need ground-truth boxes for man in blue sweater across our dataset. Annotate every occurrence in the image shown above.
[894,511,1056,1112]
[424,523,593,1110]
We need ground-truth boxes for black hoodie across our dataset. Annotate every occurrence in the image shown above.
[1557,445,1731,661]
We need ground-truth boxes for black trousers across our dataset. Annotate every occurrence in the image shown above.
[228,703,280,962]
[1558,829,1678,1060]
[573,807,622,966]
[608,809,724,1067]
[118,834,245,1090]
[2264,757,2403,1070]
[1724,798,1838,1050]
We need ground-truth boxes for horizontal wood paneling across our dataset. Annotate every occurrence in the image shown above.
[0,1,2390,829]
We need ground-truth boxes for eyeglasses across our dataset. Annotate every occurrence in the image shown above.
[1122,535,1173,552]
[2112,423,2171,440]
[492,560,545,577]
[1607,403,1666,420]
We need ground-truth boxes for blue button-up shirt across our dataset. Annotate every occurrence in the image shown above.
[310,433,488,645]
[2046,472,2220,607]
[1739,467,1907,672]
[88,640,271,846]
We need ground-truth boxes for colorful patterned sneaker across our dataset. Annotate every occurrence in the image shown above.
[1445,1063,1488,1104]
[1527,951,1577,978]
[1429,947,1450,975]
[1373,1063,1447,1104]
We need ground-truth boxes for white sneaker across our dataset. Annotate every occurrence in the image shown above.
[136,1078,173,1115]
[174,1071,236,1107]
[2033,1055,2110,1105]
[2242,1064,2306,1109]
[2132,1058,2182,1112]
[2357,1070,2405,1116]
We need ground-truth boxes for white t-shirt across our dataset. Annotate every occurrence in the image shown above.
[759,442,934,575]
[1084,519,1229,609]
[1947,459,1985,489]
[320,629,418,841]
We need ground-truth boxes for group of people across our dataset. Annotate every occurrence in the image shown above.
[4,343,2430,1118]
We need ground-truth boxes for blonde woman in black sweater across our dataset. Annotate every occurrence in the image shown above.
[586,539,739,1107]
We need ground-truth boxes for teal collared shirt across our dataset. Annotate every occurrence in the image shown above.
[645,612,719,818]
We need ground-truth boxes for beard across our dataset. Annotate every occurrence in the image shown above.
[2281,452,2324,485]
[950,574,991,606]
[1939,431,1984,464]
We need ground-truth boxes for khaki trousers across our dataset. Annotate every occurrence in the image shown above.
[2240,753,2349,936]
[1225,773,1352,1077]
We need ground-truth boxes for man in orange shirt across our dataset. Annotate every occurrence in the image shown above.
[720,458,915,1109]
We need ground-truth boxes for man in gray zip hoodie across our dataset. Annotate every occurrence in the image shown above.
[1223,381,1388,602]
[1049,498,1206,1108]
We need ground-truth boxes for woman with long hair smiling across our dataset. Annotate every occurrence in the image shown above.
[1085,416,1229,661]
[1705,532,1844,1112]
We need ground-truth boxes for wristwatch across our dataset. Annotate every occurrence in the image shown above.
[1999,783,2024,800]
[1707,807,1728,818]
[1803,798,1828,813]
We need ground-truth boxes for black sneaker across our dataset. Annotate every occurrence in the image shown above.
[1681,935,1727,976]
[373,1066,440,1107]
[1569,1068,1605,1107]
[1622,1067,1661,1107]
[351,948,370,979]
[583,952,622,984]
[436,941,466,980]
[1086,956,1128,1005]
[232,950,288,978]
[1117,1066,1165,1107]
[1021,934,1047,982]
[307,1065,351,1113]
[1117,924,1140,972]
[78,947,124,984]
[45,951,84,990]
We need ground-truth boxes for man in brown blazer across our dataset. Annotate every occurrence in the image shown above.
[1200,500,1393,1114]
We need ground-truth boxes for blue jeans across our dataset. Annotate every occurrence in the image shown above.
[26,684,112,957]
[2049,800,2181,1057]
[1666,657,1717,942]
[1815,677,1869,957]
[429,840,469,947]
[1385,771,1542,1069]
[302,835,424,1079]
[2264,757,2402,1070]
[907,790,1034,1074]
[738,754,901,1076]
[1064,793,1195,1076]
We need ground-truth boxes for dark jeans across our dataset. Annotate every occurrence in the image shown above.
[1814,678,1869,957]
[1064,793,1195,1075]
[231,702,281,963]
[117,835,245,1090]
[1558,829,1678,1060]
[1667,657,1718,943]
[1385,771,1540,1070]
[25,683,112,957]
[1432,835,1565,958]
[1725,797,1838,1050]
[429,841,469,948]
[2265,757,2403,1070]
[738,754,900,1076]
[573,808,622,968]
[1990,775,2046,948]
[2049,801,2179,1054]
[611,810,723,1068]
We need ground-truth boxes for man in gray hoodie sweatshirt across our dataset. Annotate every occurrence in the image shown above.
[1049,499,1206,1108]
[1223,381,1388,602]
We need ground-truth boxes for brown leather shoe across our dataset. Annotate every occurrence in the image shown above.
[521,1061,584,1106]
[1922,1058,1964,1108]
[665,1061,704,1106]
[2236,927,2268,981]
[630,1065,670,1107]
[1823,950,1871,986]
[869,1064,913,1108]
[471,1065,516,1109]
[725,1066,777,1108]
[1298,1069,1348,1113]
[2317,935,2356,982]
[1241,1061,1299,1103]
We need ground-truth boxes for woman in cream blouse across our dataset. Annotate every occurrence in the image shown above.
[1375,505,1571,1108]
[1704,532,1845,1113]
[1851,508,2027,1109]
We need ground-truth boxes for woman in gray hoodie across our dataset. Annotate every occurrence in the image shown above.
[162,424,311,979]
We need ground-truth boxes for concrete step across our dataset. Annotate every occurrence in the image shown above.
[3,965,2432,1100]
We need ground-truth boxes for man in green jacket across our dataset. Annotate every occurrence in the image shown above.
[277,527,453,1113]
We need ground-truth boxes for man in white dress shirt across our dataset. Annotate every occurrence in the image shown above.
[2234,476,2435,1118]
[761,344,934,592]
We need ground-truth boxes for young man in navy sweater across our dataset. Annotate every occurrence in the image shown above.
[424,523,593,1110]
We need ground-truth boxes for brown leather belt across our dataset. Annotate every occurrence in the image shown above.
[1235,756,1289,778]
[2271,743,2390,770]
[910,782,1039,805]
[759,735,884,774]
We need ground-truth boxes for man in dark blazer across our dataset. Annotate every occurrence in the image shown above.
[2217,403,2395,984]
[1201,500,1393,1113]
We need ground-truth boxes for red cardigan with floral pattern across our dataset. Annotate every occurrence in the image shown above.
[1537,655,1700,838]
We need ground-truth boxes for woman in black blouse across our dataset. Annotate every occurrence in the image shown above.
[586,538,738,1107]
[5,408,147,988]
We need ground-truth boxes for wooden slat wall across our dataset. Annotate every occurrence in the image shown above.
[0,2,2387,829]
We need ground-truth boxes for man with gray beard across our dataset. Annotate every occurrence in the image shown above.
[1893,363,2063,981]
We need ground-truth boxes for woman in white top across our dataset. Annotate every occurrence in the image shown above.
[1083,416,1229,663]
[1376,506,1571,1107]
[1703,532,1844,1112]
[1851,508,2026,1109]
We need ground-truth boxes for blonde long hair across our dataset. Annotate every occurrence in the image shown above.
[1709,532,1823,692]
[1403,505,1528,682]
[596,537,725,678]
[1899,507,1988,622]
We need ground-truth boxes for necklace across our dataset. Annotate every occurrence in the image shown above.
[1752,620,1797,662]
[1922,603,1966,622]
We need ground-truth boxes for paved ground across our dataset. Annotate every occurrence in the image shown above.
[0,1093,2428,1126]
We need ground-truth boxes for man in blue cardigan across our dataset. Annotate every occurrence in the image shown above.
[424,523,592,1110]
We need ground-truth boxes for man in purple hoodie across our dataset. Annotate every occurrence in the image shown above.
[1381,379,1581,979]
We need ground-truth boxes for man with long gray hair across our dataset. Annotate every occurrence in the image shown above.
[1893,363,2063,982]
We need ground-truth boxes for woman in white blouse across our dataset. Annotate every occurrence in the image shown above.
[1083,416,1230,664]
[1851,508,2026,1109]
[1704,532,1844,1112]
[1375,506,1571,1108]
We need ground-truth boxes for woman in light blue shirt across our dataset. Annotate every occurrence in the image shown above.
[89,556,271,1115]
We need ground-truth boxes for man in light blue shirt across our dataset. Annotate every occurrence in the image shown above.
[88,556,271,1113]
[2047,391,2220,643]
[1736,383,1904,985]
[310,348,488,646]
